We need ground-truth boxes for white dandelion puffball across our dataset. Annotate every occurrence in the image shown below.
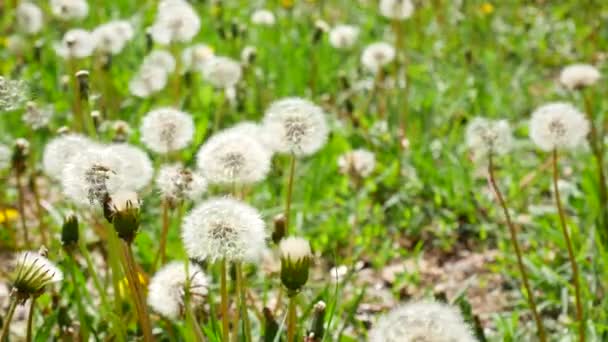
[251,9,276,26]
[106,144,153,190]
[156,164,207,203]
[182,44,215,72]
[329,25,359,49]
[93,20,134,55]
[43,134,98,180]
[140,108,194,154]
[368,300,476,342]
[361,42,396,74]
[61,147,129,206]
[150,0,201,44]
[55,29,95,59]
[23,102,53,130]
[530,102,590,151]
[559,64,601,90]
[17,2,43,35]
[379,0,414,20]
[0,77,29,111]
[202,56,242,89]
[223,121,275,153]
[143,50,176,73]
[279,237,312,261]
[465,117,512,161]
[129,65,169,98]
[148,261,208,320]
[50,0,88,20]
[262,97,329,156]
[338,149,376,177]
[0,144,11,170]
[181,197,267,263]
[196,131,271,185]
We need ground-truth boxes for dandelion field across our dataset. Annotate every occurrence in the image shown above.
[1,0,607,341]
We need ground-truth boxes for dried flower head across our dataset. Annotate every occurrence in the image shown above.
[465,117,512,161]
[329,25,359,49]
[251,9,276,26]
[43,134,98,180]
[140,108,194,154]
[107,143,154,190]
[262,97,329,156]
[181,197,266,263]
[529,102,590,151]
[129,65,169,98]
[93,20,134,55]
[147,261,208,320]
[368,300,476,342]
[202,56,242,89]
[23,102,53,130]
[559,63,601,90]
[156,163,207,204]
[182,44,215,72]
[338,149,376,178]
[379,0,414,20]
[279,236,312,295]
[361,42,396,74]
[0,144,11,170]
[17,2,43,35]
[150,0,201,44]
[50,0,88,20]
[55,29,95,59]
[0,76,29,111]
[11,251,63,301]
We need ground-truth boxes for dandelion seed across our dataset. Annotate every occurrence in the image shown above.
[107,143,154,190]
[530,102,590,151]
[129,65,169,98]
[11,251,63,300]
[379,0,414,20]
[55,29,95,59]
[150,0,201,44]
[156,164,207,203]
[43,134,98,180]
[559,63,601,90]
[147,261,208,320]
[368,300,476,342]
[338,149,376,178]
[50,0,88,20]
[16,2,43,35]
[181,197,266,263]
[140,108,194,154]
[329,25,359,49]
[465,117,512,161]
[262,97,329,156]
[251,9,276,26]
[182,44,215,72]
[0,76,29,111]
[361,42,396,74]
[202,56,242,89]
[93,20,135,55]
[196,131,271,185]
[22,102,53,130]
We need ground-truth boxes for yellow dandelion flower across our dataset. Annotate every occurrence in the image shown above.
[281,0,294,9]
[480,3,494,15]
[0,208,19,224]
[118,271,148,297]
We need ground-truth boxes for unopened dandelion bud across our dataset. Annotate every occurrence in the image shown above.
[61,214,80,249]
[279,237,312,296]
[90,110,101,129]
[34,40,44,62]
[145,28,153,52]
[108,190,141,244]
[76,70,89,100]
[230,20,239,39]
[263,307,280,340]
[307,300,326,341]
[61,75,70,91]
[272,213,286,244]
[12,138,30,174]
[11,251,63,301]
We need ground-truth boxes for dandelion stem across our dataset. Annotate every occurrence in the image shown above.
[69,59,84,133]
[488,154,546,342]
[0,295,18,341]
[15,169,30,248]
[220,258,230,342]
[185,300,205,342]
[154,199,171,270]
[30,177,48,247]
[213,91,226,133]
[25,298,36,342]
[287,296,297,342]
[392,18,410,150]
[236,263,252,342]
[552,149,584,342]
[284,154,296,235]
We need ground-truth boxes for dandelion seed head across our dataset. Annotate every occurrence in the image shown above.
[50,0,88,20]
[338,149,376,178]
[129,65,169,98]
[368,300,476,342]
[107,143,154,190]
[150,0,201,44]
[223,121,275,153]
[182,44,215,72]
[262,97,329,156]
[11,251,63,297]
[140,108,194,154]
[0,76,29,111]
[251,9,276,26]
[43,134,98,180]
[143,50,176,73]
[361,42,396,74]
[17,2,43,35]
[279,237,311,262]
[55,29,95,59]
[93,20,135,55]
[148,261,208,320]
[530,102,590,151]
[465,117,512,161]
[156,164,207,203]
[559,63,601,90]
[202,56,242,89]
[329,25,359,49]
[181,197,267,263]
[379,0,414,20]
[23,102,53,130]
[109,189,140,212]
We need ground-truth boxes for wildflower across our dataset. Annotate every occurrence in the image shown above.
[156,164,207,204]
[279,237,312,295]
[379,0,414,20]
[529,102,590,151]
[196,131,271,185]
[251,9,276,26]
[559,64,601,90]
[143,50,176,73]
[338,149,376,178]
[11,252,63,301]
[150,0,201,44]
[368,300,476,342]
[107,143,154,190]
[140,108,194,154]
[0,144,11,170]
[262,97,329,156]
[147,261,208,320]
[361,42,396,74]
[182,44,214,72]
[202,56,242,89]
[16,2,43,35]
[0,77,28,111]
[129,65,169,98]
[465,117,512,161]
[329,25,359,49]
[181,197,266,262]
[93,20,134,55]
[55,29,95,59]
[22,102,53,130]
[50,0,88,20]
[42,134,98,180]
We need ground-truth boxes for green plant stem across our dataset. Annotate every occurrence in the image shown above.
[488,155,546,342]
[153,199,171,270]
[0,296,18,341]
[392,18,409,145]
[220,258,230,342]
[213,91,226,133]
[69,59,84,133]
[552,149,584,342]
[284,154,296,235]
[287,296,297,342]
[67,256,90,341]
[236,262,252,342]
[15,170,30,248]
[25,298,36,342]
[78,241,110,309]
[171,44,182,106]
[185,300,205,342]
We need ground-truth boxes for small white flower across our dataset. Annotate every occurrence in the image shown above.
[329,25,359,49]
[181,197,267,263]
[338,149,376,177]
[465,117,512,161]
[251,9,275,26]
[156,164,207,203]
[16,2,43,35]
[279,237,311,262]
[379,0,414,20]
[143,50,176,73]
[12,251,63,296]
[262,97,329,156]
[50,0,88,20]
[182,44,215,72]
[93,20,134,55]
[129,65,169,98]
[0,144,11,170]
[368,300,476,342]
[147,261,208,320]
[106,143,154,190]
[43,134,98,180]
[140,108,195,154]
[22,102,53,130]
[55,29,95,59]
[196,131,271,185]
[361,42,396,74]
[529,102,590,151]
[202,56,242,89]
[150,0,201,44]
[559,63,601,90]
